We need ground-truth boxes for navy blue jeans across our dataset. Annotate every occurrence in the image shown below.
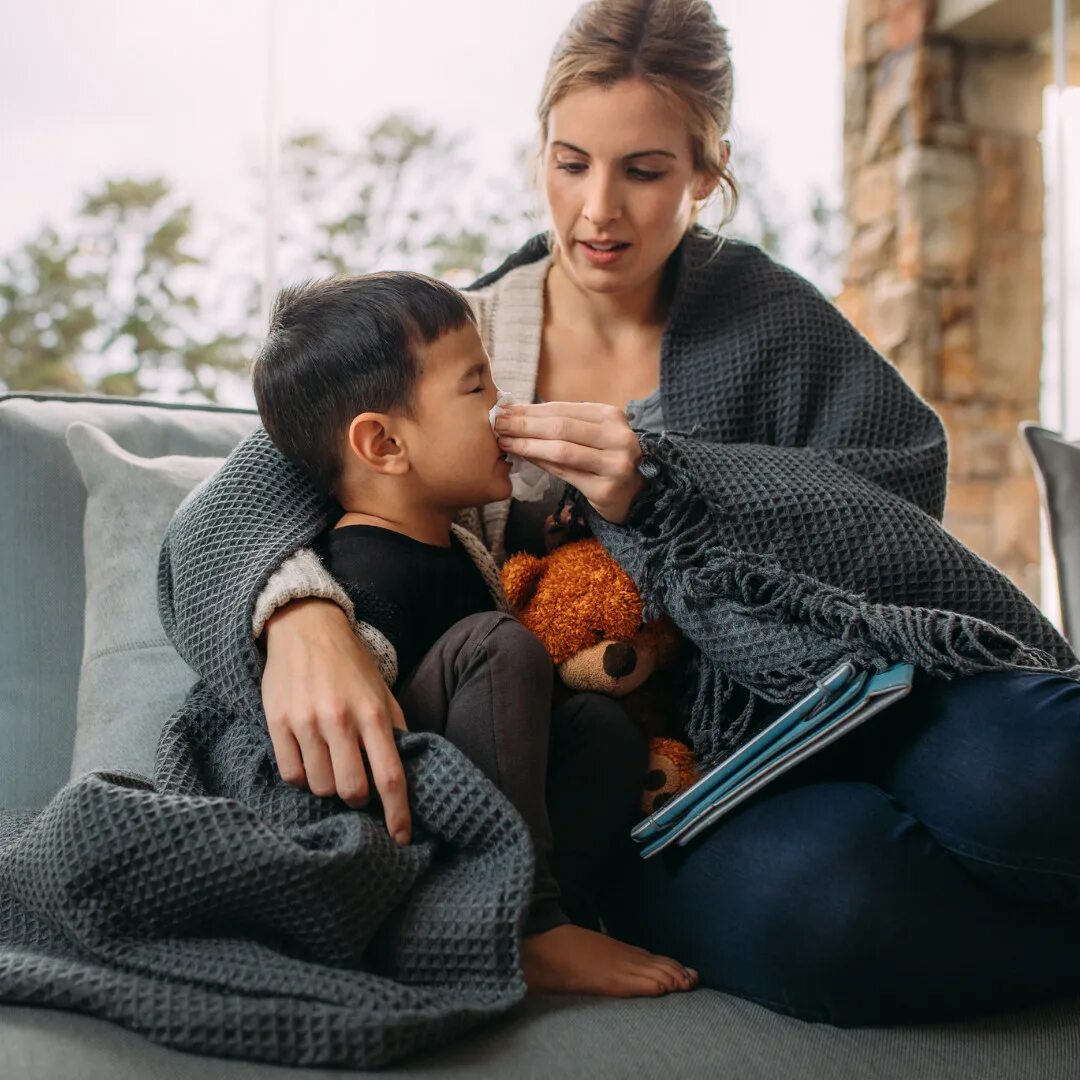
[606,670,1080,1026]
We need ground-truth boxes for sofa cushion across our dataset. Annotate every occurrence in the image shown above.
[3,991,1080,1080]
[65,422,225,781]
[0,392,258,810]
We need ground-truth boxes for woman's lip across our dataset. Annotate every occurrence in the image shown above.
[577,240,630,267]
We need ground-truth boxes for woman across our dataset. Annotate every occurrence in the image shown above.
[167,0,1080,1025]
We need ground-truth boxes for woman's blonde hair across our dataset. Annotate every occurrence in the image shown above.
[536,0,738,231]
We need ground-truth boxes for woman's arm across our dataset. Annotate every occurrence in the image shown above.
[157,426,412,844]
[581,428,1074,764]
[251,548,399,686]
[494,392,1071,754]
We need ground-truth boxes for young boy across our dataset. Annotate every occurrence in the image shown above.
[252,271,697,997]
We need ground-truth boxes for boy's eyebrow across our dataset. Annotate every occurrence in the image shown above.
[458,361,487,383]
[552,140,677,161]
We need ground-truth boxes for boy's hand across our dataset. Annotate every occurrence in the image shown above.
[261,597,412,846]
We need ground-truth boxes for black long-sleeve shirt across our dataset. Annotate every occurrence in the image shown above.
[315,525,495,687]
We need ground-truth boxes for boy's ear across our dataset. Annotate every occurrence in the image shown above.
[501,553,547,613]
[346,413,408,475]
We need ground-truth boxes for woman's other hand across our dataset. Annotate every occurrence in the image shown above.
[261,597,412,846]
[495,401,647,525]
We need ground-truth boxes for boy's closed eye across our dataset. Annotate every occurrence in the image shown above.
[459,361,488,395]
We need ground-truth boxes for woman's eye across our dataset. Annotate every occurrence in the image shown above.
[629,169,663,182]
[469,386,484,394]
[555,162,586,174]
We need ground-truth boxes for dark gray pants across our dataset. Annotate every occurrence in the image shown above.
[396,611,647,936]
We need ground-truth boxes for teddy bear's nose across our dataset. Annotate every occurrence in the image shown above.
[603,641,637,678]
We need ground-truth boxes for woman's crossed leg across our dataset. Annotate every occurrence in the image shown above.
[628,670,1080,1025]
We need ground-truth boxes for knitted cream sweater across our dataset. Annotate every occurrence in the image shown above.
[251,256,552,678]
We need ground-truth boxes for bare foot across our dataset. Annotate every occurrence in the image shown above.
[522,923,699,997]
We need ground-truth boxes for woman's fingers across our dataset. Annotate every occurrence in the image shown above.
[267,725,307,790]
[496,412,612,450]
[499,400,623,424]
[362,717,412,846]
[389,696,409,732]
[260,597,412,844]
[499,436,597,473]
[294,723,336,798]
[325,727,371,809]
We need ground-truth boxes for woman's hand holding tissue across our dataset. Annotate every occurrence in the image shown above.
[493,399,647,525]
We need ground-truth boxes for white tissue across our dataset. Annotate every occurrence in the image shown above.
[489,389,552,502]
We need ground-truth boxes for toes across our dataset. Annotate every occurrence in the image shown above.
[651,957,697,992]
[641,961,684,993]
[621,974,668,998]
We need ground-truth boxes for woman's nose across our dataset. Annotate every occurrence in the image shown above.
[583,174,622,228]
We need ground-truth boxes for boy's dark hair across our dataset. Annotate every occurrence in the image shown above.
[252,271,476,497]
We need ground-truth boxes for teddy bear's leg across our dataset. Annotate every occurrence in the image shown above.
[642,737,700,815]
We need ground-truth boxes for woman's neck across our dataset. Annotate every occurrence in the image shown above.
[545,247,671,345]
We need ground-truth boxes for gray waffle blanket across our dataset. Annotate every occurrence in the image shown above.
[478,229,1078,765]
[0,439,534,1069]
[573,230,1080,763]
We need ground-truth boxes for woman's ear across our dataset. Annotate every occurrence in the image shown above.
[501,553,548,613]
[694,175,720,203]
[694,143,729,203]
[346,413,408,475]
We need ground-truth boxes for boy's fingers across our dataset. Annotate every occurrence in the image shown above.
[364,722,412,846]
[326,731,370,809]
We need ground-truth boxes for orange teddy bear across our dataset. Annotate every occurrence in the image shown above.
[501,537,699,814]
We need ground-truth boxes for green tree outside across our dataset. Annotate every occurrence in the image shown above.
[0,114,835,403]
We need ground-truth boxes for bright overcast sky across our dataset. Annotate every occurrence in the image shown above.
[0,0,848,278]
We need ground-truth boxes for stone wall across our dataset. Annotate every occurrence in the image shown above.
[840,0,1047,600]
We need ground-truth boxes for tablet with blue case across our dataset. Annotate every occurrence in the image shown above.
[631,661,859,843]
[633,662,915,859]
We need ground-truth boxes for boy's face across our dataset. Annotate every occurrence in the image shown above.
[399,320,513,510]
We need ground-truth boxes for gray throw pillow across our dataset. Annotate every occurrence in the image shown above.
[1022,422,1080,646]
[65,422,225,780]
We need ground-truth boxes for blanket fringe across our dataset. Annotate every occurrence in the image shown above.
[608,438,1076,764]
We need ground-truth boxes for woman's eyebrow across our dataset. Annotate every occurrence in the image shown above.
[552,139,677,161]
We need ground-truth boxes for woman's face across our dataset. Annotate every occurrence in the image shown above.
[543,77,714,297]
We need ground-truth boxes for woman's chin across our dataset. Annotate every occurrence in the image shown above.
[569,251,664,296]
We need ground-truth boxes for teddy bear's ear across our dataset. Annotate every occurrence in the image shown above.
[501,552,548,613]
[640,615,682,669]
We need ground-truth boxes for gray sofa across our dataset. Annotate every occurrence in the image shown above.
[2,390,1079,1079]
